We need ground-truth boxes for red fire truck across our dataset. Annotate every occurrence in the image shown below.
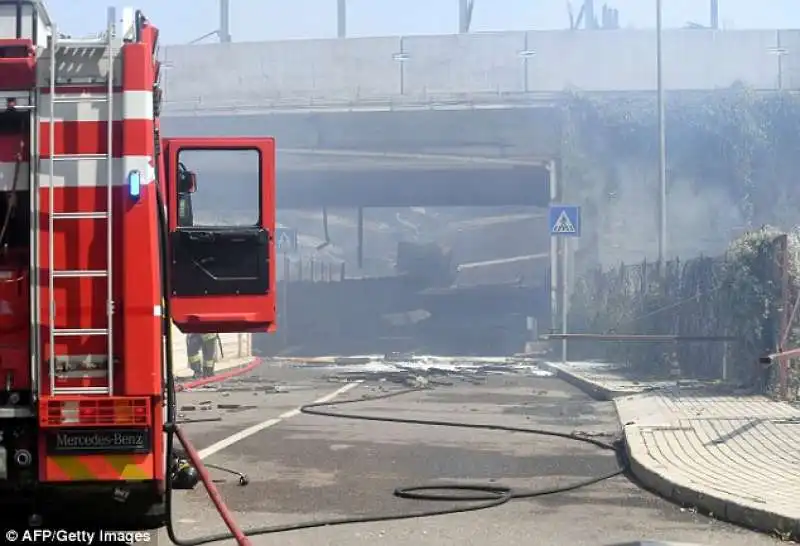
[0,1,275,529]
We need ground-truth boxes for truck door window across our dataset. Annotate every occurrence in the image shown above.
[171,146,268,298]
[175,149,260,228]
[165,136,275,333]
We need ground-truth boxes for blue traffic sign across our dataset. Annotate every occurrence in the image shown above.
[276,227,298,252]
[549,205,580,237]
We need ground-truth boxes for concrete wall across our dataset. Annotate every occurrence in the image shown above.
[161,29,797,113]
[170,324,253,375]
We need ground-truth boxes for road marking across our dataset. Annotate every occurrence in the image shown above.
[197,381,361,460]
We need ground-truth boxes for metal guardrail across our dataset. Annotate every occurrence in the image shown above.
[160,90,800,117]
[545,333,737,342]
[281,256,347,283]
[160,91,564,116]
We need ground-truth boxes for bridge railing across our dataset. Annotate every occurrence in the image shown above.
[160,29,800,113]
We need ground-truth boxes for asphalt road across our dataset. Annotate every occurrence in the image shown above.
[160,360,781,546]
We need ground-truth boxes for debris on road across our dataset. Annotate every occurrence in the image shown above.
[264,385,290,393]
[217,403,258,410]
[288,354,555,386]
[179,402,256,413]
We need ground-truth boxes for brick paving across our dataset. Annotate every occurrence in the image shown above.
[547,361,800,538]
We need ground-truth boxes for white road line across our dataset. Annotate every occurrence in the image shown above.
[197,381,362,460]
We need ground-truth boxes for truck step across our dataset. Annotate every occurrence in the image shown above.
[51,386,111,395]
[53,328,108,337]
[51,96,109,105]
[51,212,108,220]
[51,154,108,161]
[52,270,108,278]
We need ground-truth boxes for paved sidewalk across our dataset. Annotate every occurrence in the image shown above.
[544,361,800,539]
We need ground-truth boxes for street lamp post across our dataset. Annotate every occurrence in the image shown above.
[219,0,231,42]
[656,0,667,265]
[337,0,347,38]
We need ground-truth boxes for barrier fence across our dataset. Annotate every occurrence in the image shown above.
[281,256,347,283]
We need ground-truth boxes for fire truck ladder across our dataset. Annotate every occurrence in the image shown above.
[44,18,116,397]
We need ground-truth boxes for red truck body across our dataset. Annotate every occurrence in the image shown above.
[0,1,276,527]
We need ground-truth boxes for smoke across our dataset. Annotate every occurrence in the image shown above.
[594,160,744,267]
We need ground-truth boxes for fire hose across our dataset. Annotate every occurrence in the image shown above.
[157,185,252,545]
[156,193,627,546]
[164,379,627,546]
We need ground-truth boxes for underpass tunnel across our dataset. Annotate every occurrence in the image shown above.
[257,149,558,358]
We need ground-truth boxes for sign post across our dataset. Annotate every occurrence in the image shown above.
[548,205,581,366]
[275,227,298,347]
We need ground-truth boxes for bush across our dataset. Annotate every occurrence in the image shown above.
[569,226,800,392]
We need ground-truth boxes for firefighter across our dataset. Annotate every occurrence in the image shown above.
[186,333,204,379]
[201,333,221,378]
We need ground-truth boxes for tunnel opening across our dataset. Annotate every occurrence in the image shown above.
[255,205,553,358]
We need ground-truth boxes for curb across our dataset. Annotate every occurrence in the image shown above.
[548,363,800,539]
[622,434,800,539]
[175,358,263,392]
[538,362,623,401]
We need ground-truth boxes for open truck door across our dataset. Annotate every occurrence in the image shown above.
[164,137,276,333]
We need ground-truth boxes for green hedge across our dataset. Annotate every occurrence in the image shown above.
[569,227,800,392]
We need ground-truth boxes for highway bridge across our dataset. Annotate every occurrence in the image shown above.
[160,28,799,209]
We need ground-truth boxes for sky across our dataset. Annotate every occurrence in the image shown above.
[43,1,800,45]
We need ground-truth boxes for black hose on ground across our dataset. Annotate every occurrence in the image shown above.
[169,384,628,546]
[154,177,625,545]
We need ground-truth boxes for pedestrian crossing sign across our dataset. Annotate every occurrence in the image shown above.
[549,205,580,237]
[276,227,298,252]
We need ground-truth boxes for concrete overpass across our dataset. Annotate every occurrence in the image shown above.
[169,143,553,208]
[160,28,800,209]
[160,105,558,208]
